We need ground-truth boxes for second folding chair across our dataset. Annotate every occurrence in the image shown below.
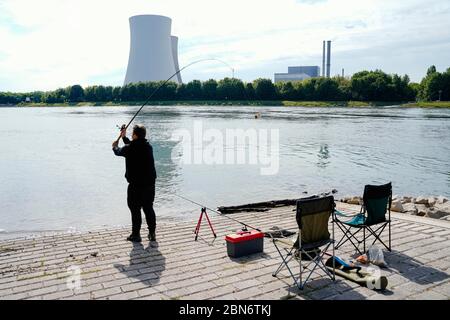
[333,182,392,255]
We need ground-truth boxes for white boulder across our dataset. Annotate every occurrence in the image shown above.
[390,199,404,212]
[402,203,418,215]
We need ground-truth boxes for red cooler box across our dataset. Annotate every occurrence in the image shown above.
[225,230,264,258]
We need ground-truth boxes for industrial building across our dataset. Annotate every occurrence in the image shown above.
[274,66,320,83]
[124,15,182,85]
[275,40,332,83]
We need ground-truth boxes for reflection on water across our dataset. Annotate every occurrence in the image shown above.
[0,105,449,237]
[317,144,330,169]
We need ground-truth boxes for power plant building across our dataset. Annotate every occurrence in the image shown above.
[274,66,320,83]
[124,15,182,85]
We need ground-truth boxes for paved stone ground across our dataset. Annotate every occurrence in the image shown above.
[1,202,449,300]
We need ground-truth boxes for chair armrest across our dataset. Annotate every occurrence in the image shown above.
[271,236,296,247]
[334,209,361,218]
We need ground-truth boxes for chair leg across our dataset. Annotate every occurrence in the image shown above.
[366,224,390,252]
[335,222,364,254]
[363,227,366,253]
[389,221,391,251]
[272,241,293,276]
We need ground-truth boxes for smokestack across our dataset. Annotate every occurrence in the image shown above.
[322,41,325,77]
[342,68,344,77]
[326,40,331,78]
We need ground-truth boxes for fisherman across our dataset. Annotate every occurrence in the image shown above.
[112,124,157,243]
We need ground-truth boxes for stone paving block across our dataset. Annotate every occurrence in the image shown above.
[232,279,262,291]
[409,290,448,300]
[42,289,75,300]
[306,285,339,300]
[91,286,122,299]
[105,291,139,300]
[186,281,218,295]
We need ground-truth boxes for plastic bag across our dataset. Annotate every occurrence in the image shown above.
[367,245,387,267]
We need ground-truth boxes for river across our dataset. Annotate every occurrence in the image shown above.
[0,105,449,238]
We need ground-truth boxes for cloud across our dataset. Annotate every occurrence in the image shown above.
[0,0,449,92]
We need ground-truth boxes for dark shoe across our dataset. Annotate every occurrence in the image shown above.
[127,234,142,242]
[148,231,156,242]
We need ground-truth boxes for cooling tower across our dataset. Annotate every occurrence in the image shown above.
[124,15,181,85]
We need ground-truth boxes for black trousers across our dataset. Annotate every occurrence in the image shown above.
[127,183,156,235]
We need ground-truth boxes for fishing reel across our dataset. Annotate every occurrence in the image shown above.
[116,124,126,131]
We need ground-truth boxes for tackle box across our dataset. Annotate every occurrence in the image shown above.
[225,230,264,258]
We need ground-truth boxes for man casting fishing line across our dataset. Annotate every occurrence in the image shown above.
[113,124,157,243]
[110,59,235,243]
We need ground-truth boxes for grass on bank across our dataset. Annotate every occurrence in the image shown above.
[402,101,450,108]
[14,100,450,108]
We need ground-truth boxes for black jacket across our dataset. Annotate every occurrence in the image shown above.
[113,137,157,186]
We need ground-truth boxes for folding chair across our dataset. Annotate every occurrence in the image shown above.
[333,182,392,255]
[271,196,335,290]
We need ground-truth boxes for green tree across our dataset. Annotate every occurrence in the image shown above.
[427,65,437,76]
[68,85,84,102]
[185,80,203,100]
[315,78,342,100]
[84,86,96,101]
[217,78,245,100]
[202,79,218,100]
[244,83,256,100]
[112,86,121,101]
[275,81,296,100]
[253,78,277,100]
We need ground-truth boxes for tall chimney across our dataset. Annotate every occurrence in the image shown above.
[322,41,326,77]
[326,40,331,78]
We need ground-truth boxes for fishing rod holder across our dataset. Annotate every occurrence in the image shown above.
[194,207,217,241]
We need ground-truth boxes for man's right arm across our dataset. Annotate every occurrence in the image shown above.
[122,136,131,145]
[112,141,128,157]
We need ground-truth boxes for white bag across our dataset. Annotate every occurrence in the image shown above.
[367,245,387,267]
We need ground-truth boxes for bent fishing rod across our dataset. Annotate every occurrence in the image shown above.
[115,58,234,142]
[173,188,338,234]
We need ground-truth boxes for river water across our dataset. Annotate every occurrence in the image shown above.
[0,105,449,238]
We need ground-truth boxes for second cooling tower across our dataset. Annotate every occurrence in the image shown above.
[124,15,181,85]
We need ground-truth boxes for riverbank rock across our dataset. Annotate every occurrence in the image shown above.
[401,196,413,203]
[426,208,450,219]
[341,194,449,220]
[402,203,418,215]
[347,196,362,205]
[415,204,429,217]
[436,196,448,205]
[390,199,404,212]
[428,197,437,207]
[414,196,429,205]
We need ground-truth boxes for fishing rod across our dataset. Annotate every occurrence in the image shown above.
[173,193,262,232]
[174,188,338,234]
[115,58,235,142]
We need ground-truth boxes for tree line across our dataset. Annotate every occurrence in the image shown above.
[1,66,448,104]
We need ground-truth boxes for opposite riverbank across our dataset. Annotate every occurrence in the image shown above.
[7,100,450,108]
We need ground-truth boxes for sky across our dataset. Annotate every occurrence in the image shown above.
[0,0,449,92]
